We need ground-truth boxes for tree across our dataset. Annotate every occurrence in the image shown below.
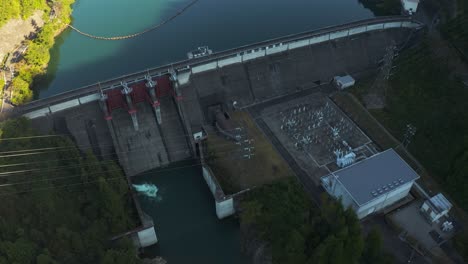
[240,179,389,263]
[36,251,57,264]
[0,118,141,263]
[10,77,32,105]
[361,228,382,264]
[0,238,37,264]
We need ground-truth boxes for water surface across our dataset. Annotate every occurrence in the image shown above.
[38,0,374,97]
[133,161,248,264]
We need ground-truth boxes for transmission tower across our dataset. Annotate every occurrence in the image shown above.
[402,123,417,147]
[365,44,397,109]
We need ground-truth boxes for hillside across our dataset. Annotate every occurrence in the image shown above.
[0,118,142,263]
[0,0,75,105]
[0,0,48,27]
[0,11,44,59]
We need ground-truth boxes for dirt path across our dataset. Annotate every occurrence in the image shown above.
[0,11,44,60]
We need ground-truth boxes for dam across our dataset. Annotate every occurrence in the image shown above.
[5,16,424,249]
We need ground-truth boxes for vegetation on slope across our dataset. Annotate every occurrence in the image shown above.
[240,179,393,264]
[1,0,75,105]
[442,8,468,59]
[0,0,48,27]
[378,40,468,211]
[0,118,141,264]
[351,38,468,260]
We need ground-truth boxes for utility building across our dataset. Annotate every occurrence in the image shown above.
[420,193,452,224]
[333,75,355,90]
[321,149,420,219]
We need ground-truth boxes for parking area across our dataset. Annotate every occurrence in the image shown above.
[389,201,456,251]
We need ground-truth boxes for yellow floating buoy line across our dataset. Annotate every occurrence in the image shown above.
[67,0,200,40]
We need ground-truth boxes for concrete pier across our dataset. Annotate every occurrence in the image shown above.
[202,165,235,219]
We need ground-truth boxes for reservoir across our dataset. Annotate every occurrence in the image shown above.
[38,0,374,98]
[39,0,375,262]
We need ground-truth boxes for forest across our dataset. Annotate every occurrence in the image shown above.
[384,40,468,212]
[0,0,75,105]
[369,37,468,260]
[240,179,393,264]
[0,118,141,263]
[442,0,468,59]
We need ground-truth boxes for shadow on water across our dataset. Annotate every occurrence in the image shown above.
[34,28,74,99]
[35,0,374,98]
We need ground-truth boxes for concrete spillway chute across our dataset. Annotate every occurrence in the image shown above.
[99,92,112,120]
[121,81,139,131]
[145,75,162,124]
[169,69,183,101]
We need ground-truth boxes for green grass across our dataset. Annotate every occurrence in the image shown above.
[206,111,292,194]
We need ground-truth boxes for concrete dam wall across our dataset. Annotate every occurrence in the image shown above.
[15,17,423,178]
[8,17,424,248]
[177,27,420,134]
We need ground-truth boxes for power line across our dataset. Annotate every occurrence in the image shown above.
[0,140,261,179]
[0,134,62,141]
[0,134,271,189]
[0,137,260,176]
[0,123,246,158]
[0,142,270,195]
[0,105,194,142]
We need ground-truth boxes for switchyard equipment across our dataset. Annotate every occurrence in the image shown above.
[321,149,420,219]
[279,100,367,166]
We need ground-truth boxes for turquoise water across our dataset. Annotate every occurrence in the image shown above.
[132,160,249,263]
[37,0,374,97]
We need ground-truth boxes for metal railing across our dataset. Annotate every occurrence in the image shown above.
[13,16,423,116]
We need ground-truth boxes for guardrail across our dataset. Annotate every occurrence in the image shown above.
[14,16,423,117]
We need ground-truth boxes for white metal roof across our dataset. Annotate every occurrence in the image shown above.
[335,75,355,84]
[329,149,420,206]
[428,193,452,213]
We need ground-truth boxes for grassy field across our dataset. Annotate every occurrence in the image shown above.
[206,111,292,194]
